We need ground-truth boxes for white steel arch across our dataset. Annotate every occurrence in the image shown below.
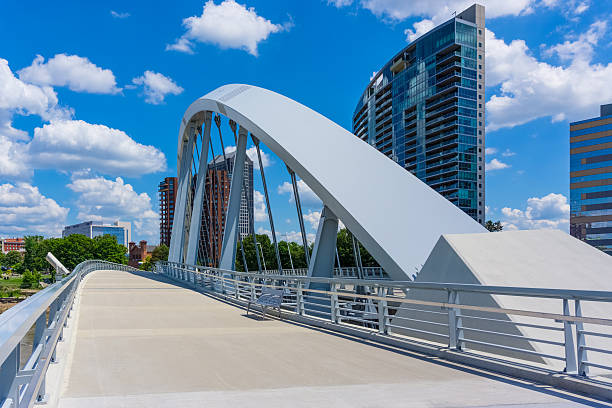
[172,84,485,281]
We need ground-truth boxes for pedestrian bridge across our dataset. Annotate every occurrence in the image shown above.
[1,261,610,408]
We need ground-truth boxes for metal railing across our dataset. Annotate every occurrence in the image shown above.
[0,259,140,408]
[254,267,388,280]
[157,261,612,383]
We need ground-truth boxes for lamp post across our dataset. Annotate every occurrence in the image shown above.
[256,242,267,272]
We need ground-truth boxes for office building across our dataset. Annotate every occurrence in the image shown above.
[352,4,486,223]
[62,220,131,248]
[1,238,25,254]
[570,103,612,255]
[159,177,178,247]
[203,150,254,266]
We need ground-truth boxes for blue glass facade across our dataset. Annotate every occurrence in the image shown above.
[92,226,126,246]
[352,5,485,223]
[569,104,612,256]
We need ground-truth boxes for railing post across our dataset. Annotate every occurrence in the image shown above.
[330,282,339,323]
[563,298,578,374]
[447,290,462,350]
[297,281,304,316]
[0,344,19,407]
[575,299,589,376]
[377,286,388,335]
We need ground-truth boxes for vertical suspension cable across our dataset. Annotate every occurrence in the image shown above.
[288,167,310,267]
[214,115,248,272]
[335,247,342,277]
[230,120,262,273]
[286,235,295,272]
[252,136,283,274]
[350,232,364,280]
[196,123,211,267]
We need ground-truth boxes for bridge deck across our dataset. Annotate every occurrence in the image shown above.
[57,270,600,407]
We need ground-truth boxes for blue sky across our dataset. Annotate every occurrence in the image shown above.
[1,0,611,243]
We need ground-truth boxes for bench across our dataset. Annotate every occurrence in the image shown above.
[247,287,284,319]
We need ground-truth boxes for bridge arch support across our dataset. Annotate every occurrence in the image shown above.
[171,84,484,280]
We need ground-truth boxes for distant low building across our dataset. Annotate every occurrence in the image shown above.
[1,238,25,254]
[62,220,131,248]
[128,240,157,268]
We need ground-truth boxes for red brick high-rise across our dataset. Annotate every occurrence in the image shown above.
[158,177,177,247]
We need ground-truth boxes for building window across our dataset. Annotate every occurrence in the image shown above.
[479,64,482,69]
[479,121,482,126]
[478,42,482,47]
[478,74,482,79]
[478,95,482,99]
[478,29,482,34]
[479,103,482,108]
[478,130,482,135]
[479,175,482,179]
[478,84,482,89]
[478,55,482,60]
[479,112,482,117]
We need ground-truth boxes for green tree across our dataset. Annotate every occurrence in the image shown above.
[335,229,378,268]
[23,236,49,273]
[150,244,169,263]
[485,220,503,232]
[4,251,23,268]
[12,262,26,275]
[92,235,127,264]
[20,269,41,289]
[140,255,153,271]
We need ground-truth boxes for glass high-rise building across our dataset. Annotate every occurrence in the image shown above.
[570,103,612,256]
[352,4,486,223]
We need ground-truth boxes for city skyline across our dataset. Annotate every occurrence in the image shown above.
[1,1,612,244]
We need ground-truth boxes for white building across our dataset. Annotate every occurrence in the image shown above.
[62,220,131,248]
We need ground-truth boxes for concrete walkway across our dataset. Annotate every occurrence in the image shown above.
[57,270,606,408]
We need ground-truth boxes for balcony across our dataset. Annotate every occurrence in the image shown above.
[426,121,458,138]
[426,111,456,129]
[426,92,458,110]
[436,51,461,66]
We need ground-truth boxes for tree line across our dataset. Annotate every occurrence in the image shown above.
[234,228,378,272]
[0,234,127,287]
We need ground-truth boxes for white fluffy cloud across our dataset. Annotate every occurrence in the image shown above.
[278,179,322,207]
[484,147,498,155]
[0,58,70,122]
[486,21,612,130]
[110,10,130,19]
[18,54,120,94]
[501,193,569,231]
[67,176,159,241]
[28,120,166,176]
[486,158,510,171]
[131,71,183,105]
[167,0,287,56]
[0,183,69,237]
[259,227,315,244]
[334,0,536,39]
[359,0,535,20]
[224,145,273,169]
[302,210,321,230]
[0,136,30,179]
[253,190,267,221]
